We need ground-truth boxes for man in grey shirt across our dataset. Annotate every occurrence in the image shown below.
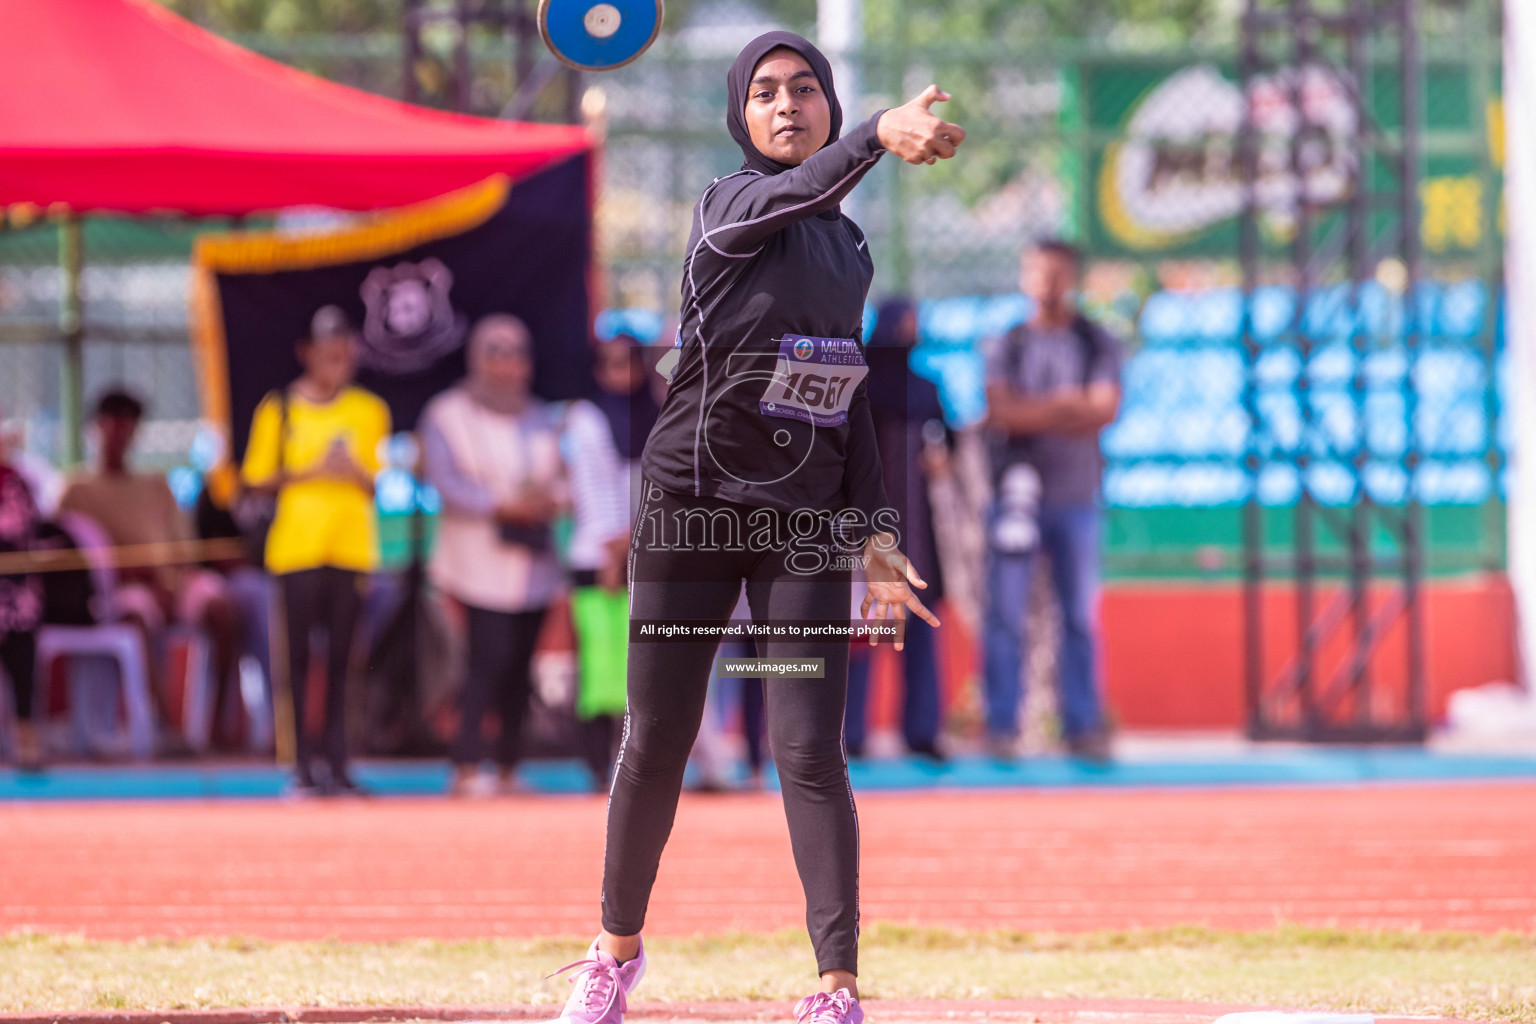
[981,238,1123,761]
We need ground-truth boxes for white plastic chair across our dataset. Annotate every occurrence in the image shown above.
[172,579,273,754]
[34,512,157,761]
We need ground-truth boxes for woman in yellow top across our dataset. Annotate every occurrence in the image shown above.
[242,305,391,796]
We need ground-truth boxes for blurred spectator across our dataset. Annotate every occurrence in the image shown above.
[570,331,662,788]
[193,465,276,750]
[688,596,768,792]
[420,314,568,797]
[590,332,660,520]
[689,659,738,792]
[562,399,632,789]
[846,298,949,761]
[0,442,44,770]
[981,239,1123,762]
[623,331,765,790]
[697,633,767,791]
[735,659,766,788]
[2,421,63,517]
[242,305,390,796]
[60,388,241,751]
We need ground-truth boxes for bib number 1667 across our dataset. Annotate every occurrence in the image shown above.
[777,371,854,411]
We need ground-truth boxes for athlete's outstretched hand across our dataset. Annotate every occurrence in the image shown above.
[877,85,966,166]
[861,531,941,651]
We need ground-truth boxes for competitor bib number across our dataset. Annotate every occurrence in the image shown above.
[759,335,868,428]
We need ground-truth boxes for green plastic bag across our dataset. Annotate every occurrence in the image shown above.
[570,585,630,719]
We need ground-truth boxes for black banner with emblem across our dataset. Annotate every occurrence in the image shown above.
[192,155,593,459]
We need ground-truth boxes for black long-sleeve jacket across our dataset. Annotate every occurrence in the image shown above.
[641,115,891,539]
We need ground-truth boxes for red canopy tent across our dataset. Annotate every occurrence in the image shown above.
[0,0,597,459]
[0,0,592,214]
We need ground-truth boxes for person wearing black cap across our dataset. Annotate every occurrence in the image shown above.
[242,305,391,796]
[541,31,963,1024]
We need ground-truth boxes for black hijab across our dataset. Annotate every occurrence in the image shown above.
[869,298,918,349]
[590,334,660,460]
[726,31,843,177]
[867,297,944,423]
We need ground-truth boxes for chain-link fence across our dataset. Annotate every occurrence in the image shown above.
[0,218,205,471]
[592,34,1073,308]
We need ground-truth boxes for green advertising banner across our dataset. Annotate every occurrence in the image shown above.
[1073,56,1503,261]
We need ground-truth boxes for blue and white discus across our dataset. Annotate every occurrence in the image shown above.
[537,0,663,71]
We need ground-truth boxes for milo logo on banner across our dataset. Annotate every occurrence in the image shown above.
[1095,63,1356,252]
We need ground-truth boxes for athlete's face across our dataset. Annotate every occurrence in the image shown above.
[745,48,832,167]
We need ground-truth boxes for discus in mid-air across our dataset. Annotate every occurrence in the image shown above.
[538,0,664,70]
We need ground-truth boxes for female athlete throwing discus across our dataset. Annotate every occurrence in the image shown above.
[545,30,964,1024]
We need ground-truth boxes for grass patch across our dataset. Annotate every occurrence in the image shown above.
[0,926,1531,1021]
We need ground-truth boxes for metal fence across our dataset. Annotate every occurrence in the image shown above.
[0,218,204,469]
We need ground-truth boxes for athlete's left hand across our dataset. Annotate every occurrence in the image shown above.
[877,85,966,166]
[860,531,941,651]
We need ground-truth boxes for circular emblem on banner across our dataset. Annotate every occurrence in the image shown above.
[538,0,663,71]
[793,338,815,361]
[359,257,467,375]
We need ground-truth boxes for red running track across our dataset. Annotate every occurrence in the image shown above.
[2,784,1533,940]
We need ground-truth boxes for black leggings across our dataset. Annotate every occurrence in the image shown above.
[1,630,35,720]
[279,567,362,784]
[602,480,859,975]
[453,604,547,768]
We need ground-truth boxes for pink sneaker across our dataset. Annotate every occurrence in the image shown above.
[795,989,864,1024]
[546,938,646,1024]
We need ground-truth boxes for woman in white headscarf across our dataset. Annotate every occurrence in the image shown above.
[420,314,574,796]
